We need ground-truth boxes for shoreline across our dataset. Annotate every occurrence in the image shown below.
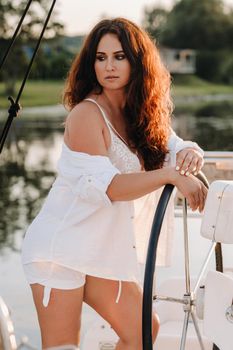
[0,104,67,120]
[0,92,232,119]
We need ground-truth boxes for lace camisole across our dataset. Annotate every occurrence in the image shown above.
[84,98,142,173]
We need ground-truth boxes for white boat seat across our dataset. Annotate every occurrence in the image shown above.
[201,180,233,243]
[203,270,233,350]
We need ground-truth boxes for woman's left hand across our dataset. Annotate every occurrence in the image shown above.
[176,148,204,176]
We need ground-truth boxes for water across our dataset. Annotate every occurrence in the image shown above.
[0,106,233,348]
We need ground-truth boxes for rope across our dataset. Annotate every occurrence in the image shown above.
[0,0,57,154]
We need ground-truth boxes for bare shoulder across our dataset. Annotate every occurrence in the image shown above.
[64,100,109,156]
[66,100,104,129]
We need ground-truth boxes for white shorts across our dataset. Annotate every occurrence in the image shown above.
[23,262,122,307]
[23,262,86,307]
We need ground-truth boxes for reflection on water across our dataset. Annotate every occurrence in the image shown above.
[195,116,233,151]
[0,120,63,251]
[0,111,233,250]
[173,114,233,151]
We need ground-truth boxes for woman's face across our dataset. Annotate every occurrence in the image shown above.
[94,33,131,91]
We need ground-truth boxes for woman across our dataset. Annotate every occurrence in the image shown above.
[21,18,207,350]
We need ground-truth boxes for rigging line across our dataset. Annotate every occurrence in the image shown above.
[16,0,57,106]
[0,0,57,154]
[0,0,33,72]
[0,97,20,154]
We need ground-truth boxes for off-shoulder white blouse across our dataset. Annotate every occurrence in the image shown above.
[21,98,204,287]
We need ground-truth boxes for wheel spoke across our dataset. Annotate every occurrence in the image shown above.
[180,311,190,350]
[194,242,216,295]
[182,199,191,294]
[191,312,206,350]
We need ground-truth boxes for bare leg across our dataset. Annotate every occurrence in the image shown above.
[31,284,84,349]
[84,277,159,350]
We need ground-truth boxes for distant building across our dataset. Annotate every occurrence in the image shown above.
[160,47,196,74]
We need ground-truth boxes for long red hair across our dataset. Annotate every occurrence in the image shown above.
[63,18,173,170]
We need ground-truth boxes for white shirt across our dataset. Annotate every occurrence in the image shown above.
[21,98,204,284]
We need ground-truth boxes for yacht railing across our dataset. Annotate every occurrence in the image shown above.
[204,151,233,168]
[175,151,233,216]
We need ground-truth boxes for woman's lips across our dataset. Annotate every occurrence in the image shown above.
[105,76,119,80]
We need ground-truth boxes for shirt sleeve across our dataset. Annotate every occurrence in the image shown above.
[166,128,204,166]
[57,148,121,207]
[73,166,120,206]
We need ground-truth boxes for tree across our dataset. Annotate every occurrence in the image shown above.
[142,0,233,50]
[142,7,168,43]
[0,0,64,40]
[142,0,233,83]
[0,1,15,38]
[163,0,232,49]
[0,0,64,96]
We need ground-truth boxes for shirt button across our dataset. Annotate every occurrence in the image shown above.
[133,245,136,249]
[130,216,134,219]
[88,178,92,182]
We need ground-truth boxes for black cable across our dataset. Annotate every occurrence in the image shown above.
[0,97,21,154]
[0,0,33,72]
[0,0,57,154]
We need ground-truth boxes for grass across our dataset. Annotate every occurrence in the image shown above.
[171,74,233,96]
[0,76,232,109]
[0,80,64,109]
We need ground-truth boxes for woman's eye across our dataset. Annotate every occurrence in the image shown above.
[96,56,105,61]
[115,54,125,60]
[95,54,126,61]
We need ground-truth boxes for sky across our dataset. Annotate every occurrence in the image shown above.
[56,0,233,36]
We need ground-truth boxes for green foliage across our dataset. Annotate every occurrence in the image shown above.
[196,50,223,82]
[0,0,64,40]
[0,0,65,95]
[196,50,233,83]
[142,7,168,42]
[0,41,29,95]
[142,0,233,84]
[171,74,210,86]
[29,41,74,80]
[0,1,15,38]
[171,74,233,97]
[142,0,233,49]
[161,0,232,50]
[220,54,233,84]
[28,35,84,80]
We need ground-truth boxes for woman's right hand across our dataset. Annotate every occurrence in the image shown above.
[171,169,208,212]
